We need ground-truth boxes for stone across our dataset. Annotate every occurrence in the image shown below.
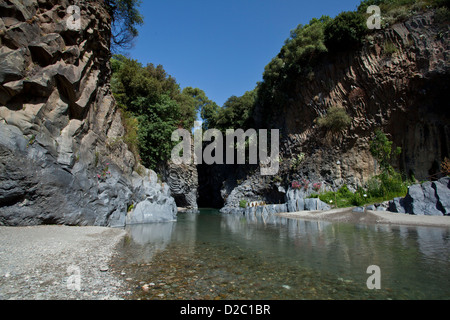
[28,33,65,66]
[164,151,199,209]
[438,177,450,188]
[99,266,109,272]
[2,79,23,97]
[0,1,179,227]
[287,200,297,212]
[403,183,443,216]
[0,47,28,84]
[7,0,37,21]
[389,179,449,216]
[433,180,450,215]
[304,198,330,211]
[23,73,54,97]
[4,21,41,49]
[353,207,365,213]
[389,197,406,213]
[56,119,84,167]
[296,198,305,211]
[126,198,177,225]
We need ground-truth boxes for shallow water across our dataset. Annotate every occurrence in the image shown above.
[114,209,450,300]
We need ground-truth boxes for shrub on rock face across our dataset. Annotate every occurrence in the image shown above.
[317,107,352,133]
[239,199,248,208]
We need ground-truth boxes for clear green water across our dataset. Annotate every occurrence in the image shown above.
[115,209,450,300]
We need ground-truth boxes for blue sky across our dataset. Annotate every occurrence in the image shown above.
[128,0,362,107]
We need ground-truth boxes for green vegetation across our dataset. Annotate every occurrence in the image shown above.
[108,0,449,174]
[313,185,364,208]
[291,153,306,171]
[324,11,367,53]
[383,40,399,55]
[316,107,352,133]
[207,0,450,131]
[202,89,257,132]
[369,129,402,174]
[358,0,450,26]
[367,130,410,200]
[26,134,36,148]
[111,55,216,169]
[312,131,411,208]
[314,176,410,208]
[316,173,410,208]
[256,16,331,123]
[239,200,248,208]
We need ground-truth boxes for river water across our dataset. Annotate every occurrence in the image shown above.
[114,209,450,300]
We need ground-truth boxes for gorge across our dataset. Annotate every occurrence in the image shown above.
[0,0,449,303]
[0,0,449,225]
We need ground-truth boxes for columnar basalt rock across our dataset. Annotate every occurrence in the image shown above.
[0,0,177,226]
[256,10,449,186]
[219,10,449,214]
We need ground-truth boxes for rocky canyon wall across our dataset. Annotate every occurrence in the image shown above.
[273,10,449,184]
[220,10,449,209]
[0,0,177,226]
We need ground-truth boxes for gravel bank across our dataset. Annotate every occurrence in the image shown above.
[277,208,450,228]
[0,226,126,300]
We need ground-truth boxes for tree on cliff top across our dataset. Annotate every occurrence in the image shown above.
[104,0,144,52]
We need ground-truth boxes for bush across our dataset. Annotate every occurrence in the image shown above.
[120,110,140,163]
[435,6,450,23]
[337,184,353,197]
[239,200,248,208]
[351,191,366,206]
[324,11,367,52]
[317,107,352,132]
[369,130,402,174]
[378,171,409,196]
[367,176,383,198]
[383,41,399,55]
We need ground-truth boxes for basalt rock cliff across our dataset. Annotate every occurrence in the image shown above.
[0,0,177,226]
[218,10,449,213]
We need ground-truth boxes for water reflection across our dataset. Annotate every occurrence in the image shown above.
[122,209,450,299]
[220,212,450,298]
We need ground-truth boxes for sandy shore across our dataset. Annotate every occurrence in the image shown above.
[0,226,127,300]
[277,208,450,228]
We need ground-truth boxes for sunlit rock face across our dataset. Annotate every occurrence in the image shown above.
[0,0,177,226]
[219,10,449,212]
